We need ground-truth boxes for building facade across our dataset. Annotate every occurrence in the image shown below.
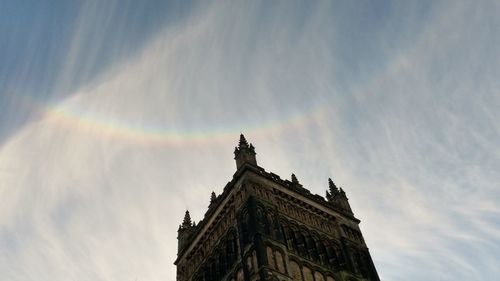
[175,135,380,281]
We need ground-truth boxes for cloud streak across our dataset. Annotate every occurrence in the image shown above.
[0,1,499,280]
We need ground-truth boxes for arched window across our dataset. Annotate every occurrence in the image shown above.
[290,227,300,253]
[266,212,275,237]
[275,250,286,274]
[315,237,328,265]
[296,231,308,258]
[226,231,237,266]
[302,266,314,281]
[326,243,340,270]
[267,246,276,269]
[314,271,325,281]
[333,242,345,268]
[290,261,302,281]
[304,232,319,262]
[280,222,294,250]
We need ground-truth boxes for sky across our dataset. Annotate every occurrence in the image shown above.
[0,1,499,280]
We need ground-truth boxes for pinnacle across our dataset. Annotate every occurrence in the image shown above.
[328,178,339,195]
[234,133,257,169]
[182,210,192,228]
[339,187,346,197]
[328,178,335,187]
[210,191,217,204]
[238,133,249,148]
[291,173,299,184]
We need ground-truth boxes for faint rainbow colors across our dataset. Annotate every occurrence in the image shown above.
[39,98,330,145]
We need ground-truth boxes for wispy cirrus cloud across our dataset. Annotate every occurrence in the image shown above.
[0,1,499,281]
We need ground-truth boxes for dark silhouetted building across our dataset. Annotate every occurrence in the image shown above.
[175,135,379,281]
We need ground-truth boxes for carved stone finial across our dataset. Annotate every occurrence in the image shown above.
[181,210,192,229]
[239,134,249,149]
[328,178,339,195]
[177,210,195,254]
[210,191,217,205]
[291,173,299,184]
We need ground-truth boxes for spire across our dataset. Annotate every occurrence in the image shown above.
[238,134,249,149]
[328,178,339,195]
[234,133,257,170]
[181,210,192,229]
[177,210,195,255]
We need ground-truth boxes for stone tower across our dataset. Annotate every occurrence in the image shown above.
[175,134,380,281]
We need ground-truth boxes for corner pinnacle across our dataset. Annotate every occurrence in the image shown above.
[210,191,217,205]
[328,178,339,195]
[182,210,192,228]
[238,133,249,148]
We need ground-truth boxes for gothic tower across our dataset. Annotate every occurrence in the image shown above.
[175,134,380,281]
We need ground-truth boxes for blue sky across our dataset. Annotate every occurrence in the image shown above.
[0,1,499,280]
